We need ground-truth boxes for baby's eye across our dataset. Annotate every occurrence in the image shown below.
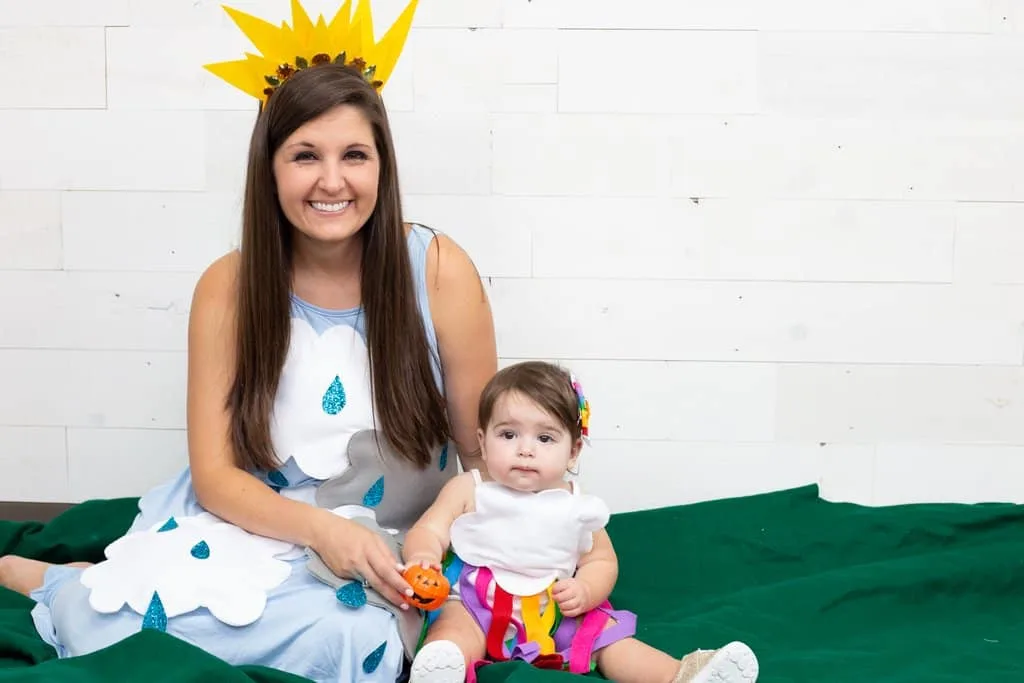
[538,435,553,443]
[499,430,515,440]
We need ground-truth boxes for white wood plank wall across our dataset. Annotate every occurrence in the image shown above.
[2,0,1022,510]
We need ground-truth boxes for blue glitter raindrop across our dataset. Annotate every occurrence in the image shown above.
[157,517,178,532]
[439,443,449,471]
[191,540,210,560]
[336,582,367,608]
[362,476,384,507]
[362,641,387,673]
[142,591,167,632]
[322,375,347,415]
[268,470,289,488]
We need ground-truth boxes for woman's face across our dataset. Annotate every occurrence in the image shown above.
[272,104,380,247]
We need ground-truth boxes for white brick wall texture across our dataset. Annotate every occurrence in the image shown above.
[1,0,1023,511]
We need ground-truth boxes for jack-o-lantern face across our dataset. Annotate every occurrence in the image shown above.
[402,565,450,611]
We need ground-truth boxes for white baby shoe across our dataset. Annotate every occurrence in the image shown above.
[408,640,466,683]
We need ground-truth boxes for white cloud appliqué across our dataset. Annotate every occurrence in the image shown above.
[271,318,376,480]
[80,513,294,627]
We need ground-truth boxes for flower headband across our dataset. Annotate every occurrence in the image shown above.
[571,374,591,445]
[203,0,418,106]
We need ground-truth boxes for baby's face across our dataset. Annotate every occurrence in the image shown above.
[477,391,579,492]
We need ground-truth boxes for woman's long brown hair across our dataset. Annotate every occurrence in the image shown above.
[228,64,450,472]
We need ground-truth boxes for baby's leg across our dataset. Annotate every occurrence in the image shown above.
[599,638,758,683]
[595,618,757,683]
[409,601,485,683]
[595,635,682,683]
[0,556,89,596]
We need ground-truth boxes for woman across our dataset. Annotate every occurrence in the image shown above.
[0,63,497,682]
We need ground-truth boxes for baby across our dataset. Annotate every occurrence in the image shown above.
[401,361,759,683]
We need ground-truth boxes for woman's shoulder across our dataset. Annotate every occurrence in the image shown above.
[406,220,489,335]
[411,225,482,299]
[191,250,241,316]
[414,223,493,355]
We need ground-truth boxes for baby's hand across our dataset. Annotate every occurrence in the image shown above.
[551,577,591,617]
[401,554,443,572]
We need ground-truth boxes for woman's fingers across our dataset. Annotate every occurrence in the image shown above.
[325,523,415,608]
[366,547,413,608]
[366,569,409,608]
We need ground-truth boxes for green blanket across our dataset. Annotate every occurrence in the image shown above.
[1,486,1021,682]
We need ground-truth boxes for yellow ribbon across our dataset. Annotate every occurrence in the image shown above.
[520,585,557,654]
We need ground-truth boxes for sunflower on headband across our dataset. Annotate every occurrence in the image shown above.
[204,0,417,105]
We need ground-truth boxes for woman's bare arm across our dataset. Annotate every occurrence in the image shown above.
[425,233,498,475]
[185,253,335,547]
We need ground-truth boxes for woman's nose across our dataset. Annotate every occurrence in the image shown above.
[318,162,347,194]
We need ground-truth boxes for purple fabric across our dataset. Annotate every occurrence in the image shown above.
[589,607,636,650]
[454,559,636,668]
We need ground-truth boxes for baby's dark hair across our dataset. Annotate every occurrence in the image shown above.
[478,361,583,441]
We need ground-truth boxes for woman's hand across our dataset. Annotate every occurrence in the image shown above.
[310,511,413,608]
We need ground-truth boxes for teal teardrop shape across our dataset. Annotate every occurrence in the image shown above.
[362,641,387,673]
[336,581,367,608]
[322,375,347,415]
[362,476,384,507]
[142,591,167,632]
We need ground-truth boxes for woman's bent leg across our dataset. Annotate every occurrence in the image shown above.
[37,557,405,682]
[0,556,75,597]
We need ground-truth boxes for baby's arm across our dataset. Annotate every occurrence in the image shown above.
[576,530,619,604]
[402,471,475,567]
[553,530,619,616]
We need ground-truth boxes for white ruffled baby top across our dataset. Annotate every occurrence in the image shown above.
[449,470,611,596]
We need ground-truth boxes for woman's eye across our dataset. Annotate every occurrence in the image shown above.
[345,151,368,160]
[294,151,316,161]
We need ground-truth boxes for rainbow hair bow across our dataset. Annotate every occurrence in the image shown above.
[570,374,590,444]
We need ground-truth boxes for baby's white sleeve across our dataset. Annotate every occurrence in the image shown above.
[576,494,611,554]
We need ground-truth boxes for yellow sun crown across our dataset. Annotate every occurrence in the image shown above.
[204,0,418,105]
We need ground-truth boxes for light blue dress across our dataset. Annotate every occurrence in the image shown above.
[29,225,455,682]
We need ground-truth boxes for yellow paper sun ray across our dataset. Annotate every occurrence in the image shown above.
[204,0,418,106]
[204,53,276,102]
[221,6,298,64]
[327,0,353,41]
[308,15,330,57]
[347,0,373,62]
[368,0,418,86]
[289,0,316,50]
